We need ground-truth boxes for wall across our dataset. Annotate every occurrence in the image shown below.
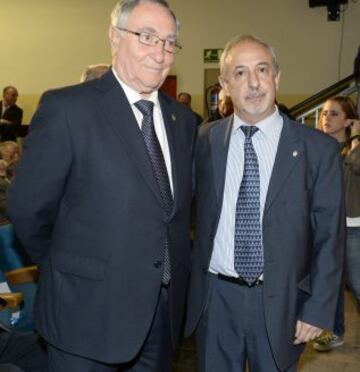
[1,0,359,122]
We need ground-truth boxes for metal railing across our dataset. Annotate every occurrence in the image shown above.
[289,74,357,128]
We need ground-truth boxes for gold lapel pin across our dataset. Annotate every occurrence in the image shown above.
[292,150,298,157]
[171,114,176,122]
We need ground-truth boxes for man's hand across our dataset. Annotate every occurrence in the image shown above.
[293,320,322,345]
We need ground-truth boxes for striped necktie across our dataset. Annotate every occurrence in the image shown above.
[135,100,172,284]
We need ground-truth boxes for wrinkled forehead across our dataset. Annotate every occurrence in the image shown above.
[126,2,177,37]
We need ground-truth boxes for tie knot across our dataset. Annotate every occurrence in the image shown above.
[241,125,258,138]
[135,100,154,117]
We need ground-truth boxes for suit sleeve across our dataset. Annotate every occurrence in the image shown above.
[7,91,72,265]
[14,107,23,126]
[344,147,360,175]
[299,140,345,330]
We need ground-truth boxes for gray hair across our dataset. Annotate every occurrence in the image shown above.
[80,63,110,82]
[220,34,279,76]
[110,0,179,35]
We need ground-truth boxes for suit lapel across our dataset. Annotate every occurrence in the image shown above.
[211,116,233,212]
[95,71,163,207]
[264,117,303,214]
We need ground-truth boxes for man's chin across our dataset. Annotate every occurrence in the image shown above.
[239,108,269,124]
[139,81,164,96]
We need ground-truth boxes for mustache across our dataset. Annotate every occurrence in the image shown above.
[246,90,264,99]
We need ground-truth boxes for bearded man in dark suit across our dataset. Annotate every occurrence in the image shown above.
[185,34,344,372]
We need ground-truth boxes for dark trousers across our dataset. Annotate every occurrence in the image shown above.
[47,286,172,372]
[0,330,47,372]
[196,274,297,372]
[333,280,345,336]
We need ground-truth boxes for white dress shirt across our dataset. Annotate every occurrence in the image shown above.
[209,108,283,277]
[1,103,8,117]
[112,68,173,194]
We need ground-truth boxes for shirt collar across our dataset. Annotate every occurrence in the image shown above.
[111,67,159,106]
[232,106,283,138]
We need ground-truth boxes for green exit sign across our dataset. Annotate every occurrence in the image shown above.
[204,48,223,63]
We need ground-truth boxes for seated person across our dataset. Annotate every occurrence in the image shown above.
[177,92,203,126]
[80,63,110,82]
[0,142,21,166]
[0,87,23,141]
[206,88,234,122]
[0,287,47,371]
[0,160,23,272]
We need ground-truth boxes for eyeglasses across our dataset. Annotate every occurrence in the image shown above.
[116,27,182,54]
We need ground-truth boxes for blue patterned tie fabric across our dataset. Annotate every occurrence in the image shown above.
[135,100,172,284]
[234,125,263,285]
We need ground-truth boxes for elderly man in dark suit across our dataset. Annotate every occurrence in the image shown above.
[185,34,344,372]
[7,1,196,371]
[0,86,23,141]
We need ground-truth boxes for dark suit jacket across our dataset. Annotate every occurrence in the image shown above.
[0,101,23,141]
[185,114,345,370]
[7,70,196,364]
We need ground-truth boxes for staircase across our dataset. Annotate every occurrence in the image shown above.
[289,74,358,128]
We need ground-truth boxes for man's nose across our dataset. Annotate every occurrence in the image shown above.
[152,41,166,63]
[248,71,260,89]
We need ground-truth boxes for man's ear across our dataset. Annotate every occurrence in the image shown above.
[275,70,281,91]
[109,26,120,56]
[219,75,229,96]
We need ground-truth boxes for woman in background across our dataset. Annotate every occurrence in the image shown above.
[314,96,360,351]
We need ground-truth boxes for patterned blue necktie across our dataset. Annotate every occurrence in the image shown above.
[135,100,172,284]
[234,125,263,285]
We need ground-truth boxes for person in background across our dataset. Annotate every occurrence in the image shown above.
[0,270,47,372]
[0,142,21,166]
[0,160,10,224]
[313,96,360,351]
[217,88,234,118]
[0,87,23,142]
[7,0,196,371]
[206,88,234,122]
[0,306,48,372]
[80,63,110,82]
[185,34,344,372]
[177,92,203,126]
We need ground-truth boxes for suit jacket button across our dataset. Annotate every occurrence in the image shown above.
[202,268,208,274]
[154,260,162,268]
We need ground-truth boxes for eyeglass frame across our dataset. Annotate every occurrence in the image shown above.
[116,27,182,54]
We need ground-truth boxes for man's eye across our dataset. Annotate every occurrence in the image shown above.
[166,40,176,47]
[142,33,154,42]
